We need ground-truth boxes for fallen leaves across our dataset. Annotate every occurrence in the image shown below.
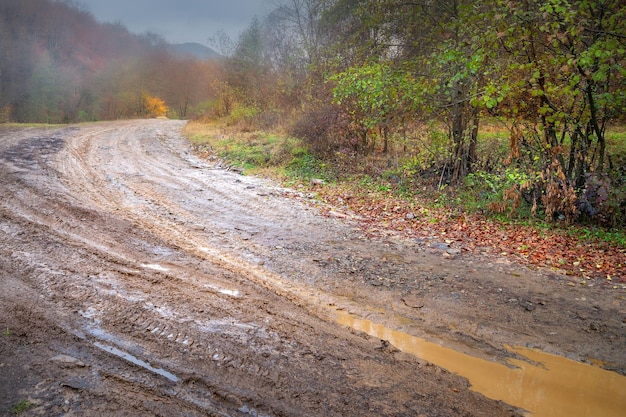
[310,183,626,284]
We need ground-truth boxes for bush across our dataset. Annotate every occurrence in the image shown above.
[289,105,351,155]
[462,168,539,217]
[286,153,330,181]
[229,103,260,125]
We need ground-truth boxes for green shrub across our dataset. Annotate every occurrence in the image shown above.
[286,153,330,181]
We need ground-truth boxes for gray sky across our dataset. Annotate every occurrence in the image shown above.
[79,0,270,45]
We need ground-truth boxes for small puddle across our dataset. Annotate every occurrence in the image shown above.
[337,311,626,417]
[141,263,169,272]
[204,283,241,297]
[94,341,178,382]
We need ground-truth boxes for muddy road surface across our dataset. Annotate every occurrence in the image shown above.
[0,120,624,417]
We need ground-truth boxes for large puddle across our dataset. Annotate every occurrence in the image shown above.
[337,311,626,417]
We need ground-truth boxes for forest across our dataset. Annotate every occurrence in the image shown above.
[0,0,219,122]
[1,0,625,229]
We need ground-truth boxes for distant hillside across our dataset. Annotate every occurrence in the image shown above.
[0,0,217,123]
[169,43,221,60]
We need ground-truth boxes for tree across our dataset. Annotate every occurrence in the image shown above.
[329,61,421,153]
[142,94,167,117]
[269,0,332,66]
[485,0,626,220]
[401,0,494,182]
[319,0,494,179]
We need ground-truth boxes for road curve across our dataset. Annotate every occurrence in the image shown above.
[0,120,518,416]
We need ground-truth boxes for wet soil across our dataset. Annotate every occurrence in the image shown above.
[0,120,624,416]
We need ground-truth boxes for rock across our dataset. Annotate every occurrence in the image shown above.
[375,339,399,354]
[519,299,536,311]
[431,243,450,250]
[50,354,87,368]
[406,213,415,220]
[61,377,91,390]
[402,292,424,308]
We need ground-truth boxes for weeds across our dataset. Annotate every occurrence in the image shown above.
[10,400,31,415]
[568,227,626,249]
[184,122,310,176]
[286,153,330,182]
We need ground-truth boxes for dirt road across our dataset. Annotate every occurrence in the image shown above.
[0,120,624,416]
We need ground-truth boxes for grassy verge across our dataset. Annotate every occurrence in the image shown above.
[183,121,331,182]
[0,123,65,128]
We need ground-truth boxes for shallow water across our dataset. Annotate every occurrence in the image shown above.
[337,311,626,417]
[94,341,179,382]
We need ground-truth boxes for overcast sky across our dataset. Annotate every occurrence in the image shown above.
[79,0,270,45]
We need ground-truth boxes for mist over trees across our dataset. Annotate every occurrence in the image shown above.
[0,0,218,123]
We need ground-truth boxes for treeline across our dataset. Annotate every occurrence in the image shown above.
[220,0,626,226]
[0,0,218,123]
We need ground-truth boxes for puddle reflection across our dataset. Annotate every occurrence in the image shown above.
[337,311,626,417]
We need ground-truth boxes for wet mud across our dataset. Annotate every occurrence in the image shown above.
[0,120,624,416]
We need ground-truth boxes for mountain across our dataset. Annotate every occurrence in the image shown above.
[169,43,222,60]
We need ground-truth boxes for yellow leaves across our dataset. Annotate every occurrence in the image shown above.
[143,94,168,117]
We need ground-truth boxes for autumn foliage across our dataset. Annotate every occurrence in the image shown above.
[143,95,168,118]
[308,182,626,284]
[0,0,218,123]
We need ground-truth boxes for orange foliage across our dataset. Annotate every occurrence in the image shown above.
[144,95,168,117]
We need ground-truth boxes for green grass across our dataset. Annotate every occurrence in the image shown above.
[10,400,31,415]
[1,122,64,128]
[184,121,327,180]
[219,134,309,172]
[285,153,330,182]
[567,226,626,248]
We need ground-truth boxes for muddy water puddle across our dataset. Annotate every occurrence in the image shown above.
[337,311,626,417]
[94,341,179,382]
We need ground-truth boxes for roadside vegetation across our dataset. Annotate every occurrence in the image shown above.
[183,0,626,285]
[10,400,31,415]
[185,117,626,283]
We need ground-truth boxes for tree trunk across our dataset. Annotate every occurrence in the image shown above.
[382,125,389,154]
[451,89,466,183]
[468,108,479,173]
